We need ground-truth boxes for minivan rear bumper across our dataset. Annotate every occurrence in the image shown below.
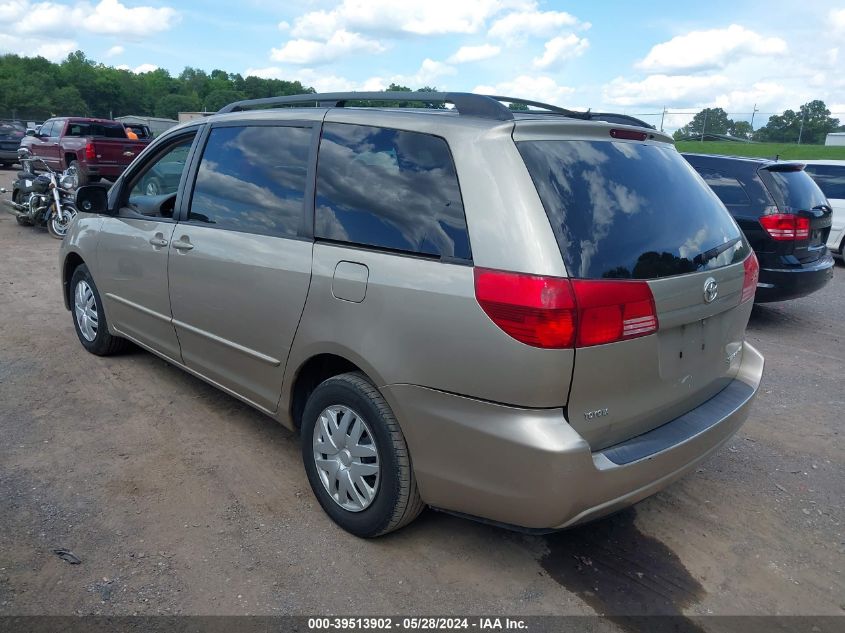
[383,341,764,531]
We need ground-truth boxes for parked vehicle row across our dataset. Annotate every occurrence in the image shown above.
[60,92,765,538]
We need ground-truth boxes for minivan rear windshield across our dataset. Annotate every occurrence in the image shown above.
[764,168,832,212]
[517,140,749,280]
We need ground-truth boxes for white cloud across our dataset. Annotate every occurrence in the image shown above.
[0,32,76,61]
[6,0,178,40]
[271,29,385,65]
[278,20,290,31]
[447,44,500,64]
[488,9,581,40]
[133,63,158,73]
[290,0,512,38]
[603,74,732,107]
[474,75,575,106]
[105,45,124,57]
[831,8,845,31]
[390,58,456,87]
[533,34,588,69]
[636,24,787,73]
[245,66,387,93]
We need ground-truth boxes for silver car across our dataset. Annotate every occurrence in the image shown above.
[60,92,764,537]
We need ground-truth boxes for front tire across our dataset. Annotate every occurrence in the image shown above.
[69,264,128,355]
[47,204,77,239]
[301,372,424,537]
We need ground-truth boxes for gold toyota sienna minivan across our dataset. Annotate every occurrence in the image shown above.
[61,92,764,537]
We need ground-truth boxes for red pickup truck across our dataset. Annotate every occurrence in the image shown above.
[20,117,151,186]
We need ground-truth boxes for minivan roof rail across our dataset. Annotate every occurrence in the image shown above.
[217,91,655,128]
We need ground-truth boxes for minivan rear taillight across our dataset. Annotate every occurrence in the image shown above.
[759,213,810,241]
[741,253,759,304]
[474,269,658,349]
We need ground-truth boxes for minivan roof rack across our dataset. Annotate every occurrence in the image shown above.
[217,91,655,129]
[218,92,517,121]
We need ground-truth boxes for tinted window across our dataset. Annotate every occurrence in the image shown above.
[315,122,470,260]
[65,122,127,138]
[189,125,311,237]
[518,141,749,279]
[48,120,63,137]
[700,173,751,206]
[763,169,828,213]
[38,121,54,137]
[804,165,845,199]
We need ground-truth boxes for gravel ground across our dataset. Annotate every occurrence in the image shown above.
[0,166,842,626]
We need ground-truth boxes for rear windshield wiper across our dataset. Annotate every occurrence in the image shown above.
[693,237,742,268]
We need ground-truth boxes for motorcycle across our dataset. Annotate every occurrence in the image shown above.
[1,147,78,239]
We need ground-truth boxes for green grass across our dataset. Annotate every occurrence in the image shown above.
[674,141,845,160]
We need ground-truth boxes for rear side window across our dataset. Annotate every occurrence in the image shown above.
[762,168,828,213]
[699,172,751,206]
[804,165,845,199]
[518,140,749,279]
[65,122,126,138]
[189,125,312,237]
[315,122,470,260]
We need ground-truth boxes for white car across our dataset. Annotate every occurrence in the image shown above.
[802,160,845,258]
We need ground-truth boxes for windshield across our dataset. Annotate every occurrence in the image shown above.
[517,140,749,280]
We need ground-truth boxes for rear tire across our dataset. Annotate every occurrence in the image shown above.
[67,160,87,188]
[301,372,424,537]
[69,264,128,355]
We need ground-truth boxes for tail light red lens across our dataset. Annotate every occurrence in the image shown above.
[474,269,658,349]
[85,142,96,161]
[473,269,577,348]
[572,279,658,347]
[759,213,810,241]
[741,253,759,304]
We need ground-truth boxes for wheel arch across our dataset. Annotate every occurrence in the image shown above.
[285,351,391,432]
[62,251,86,310]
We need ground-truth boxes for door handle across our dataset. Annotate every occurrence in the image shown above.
[149,236,168,247]
[172,237,194,251]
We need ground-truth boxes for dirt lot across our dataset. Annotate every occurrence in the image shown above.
[0,166,842,625]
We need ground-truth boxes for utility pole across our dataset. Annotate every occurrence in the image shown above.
[660,106,667,132]
[797,108,806,144]
[750,104,758,133]
[701,109,708,142]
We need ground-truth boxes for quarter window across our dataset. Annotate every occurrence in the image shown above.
[188,125,312,238]
[315,122,470,260]
[700,172,751,206]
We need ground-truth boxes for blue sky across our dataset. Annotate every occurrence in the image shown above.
[2,0,844,130]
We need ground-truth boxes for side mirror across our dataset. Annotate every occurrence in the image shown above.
[75,185,111,215]
[25,129,36,136]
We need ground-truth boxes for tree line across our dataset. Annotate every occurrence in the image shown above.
[0,50,450,122]
[672,102,843,144]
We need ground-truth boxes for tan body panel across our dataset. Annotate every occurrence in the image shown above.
[281,242,575,414]
[168,226,313,413]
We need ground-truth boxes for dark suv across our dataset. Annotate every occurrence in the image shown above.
[683,154,834,302]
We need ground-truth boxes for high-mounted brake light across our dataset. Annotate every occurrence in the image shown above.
[474,269,658,349]
[85,142,96,161]
[741,253,759,304]
[759,213,810,241]
[609,128,648,141]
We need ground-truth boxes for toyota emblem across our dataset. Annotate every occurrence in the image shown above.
[703,277,718,303]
